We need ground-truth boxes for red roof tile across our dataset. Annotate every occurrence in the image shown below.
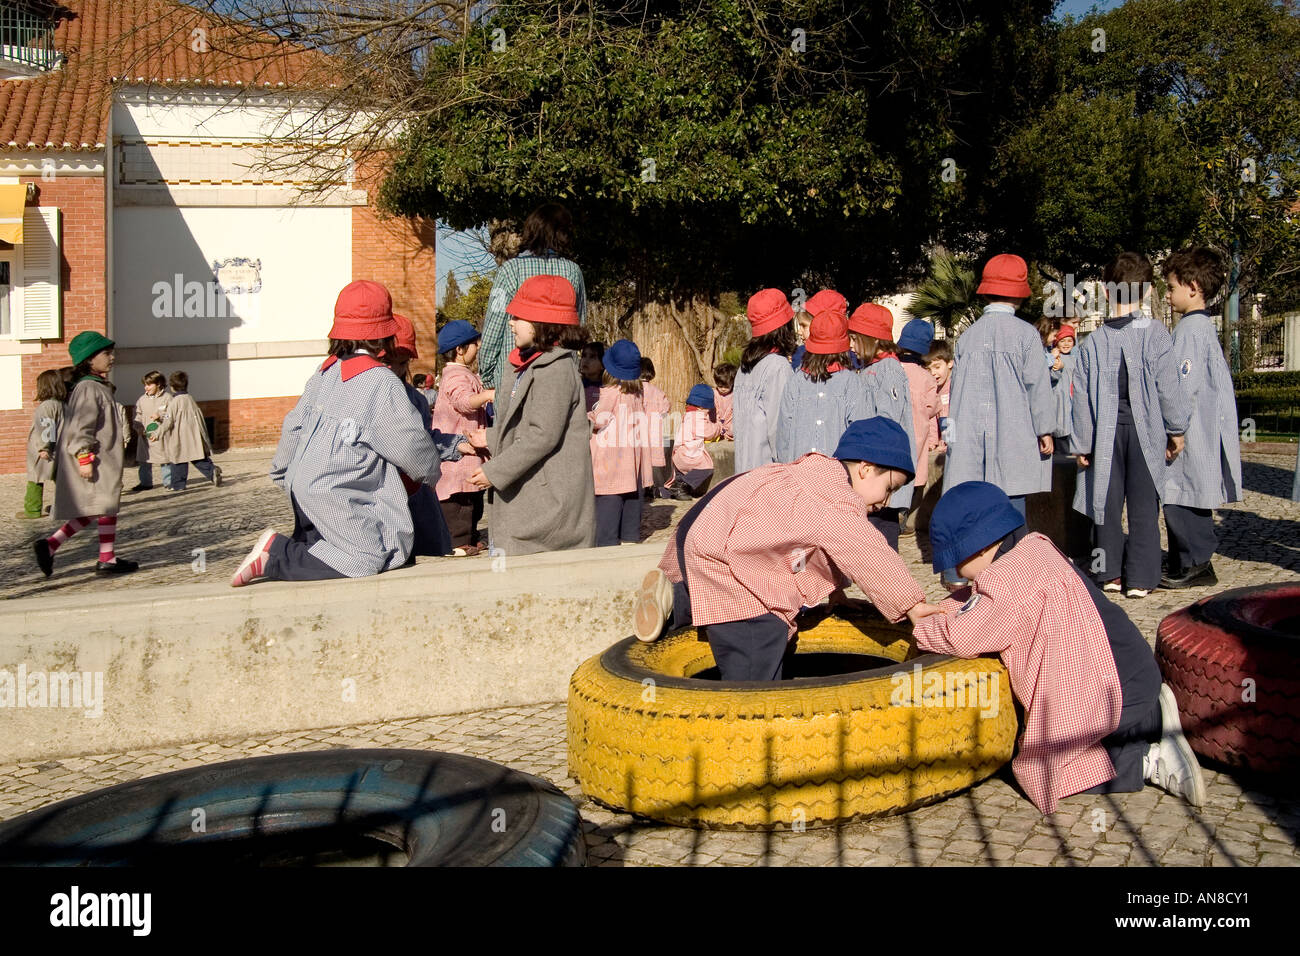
[0,0,337,151]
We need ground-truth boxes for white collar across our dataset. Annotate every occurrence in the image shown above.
[984,302,1016,315]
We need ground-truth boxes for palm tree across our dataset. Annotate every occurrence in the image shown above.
[908,252,981,335]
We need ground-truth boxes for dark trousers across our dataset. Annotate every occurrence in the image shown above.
[673,466,713,495]
[869,507,902,551]
[170,458,216,490]
[1074,568,1164,794]
[263,494,346,582]
[595,491,642,546]
[441,491,485,548]
[1007,495,1029,544]
[672,473,791,681]
[1094,423,1161,590]
[1163,504,1217,572]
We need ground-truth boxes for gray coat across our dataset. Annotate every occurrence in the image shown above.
[131,389,170,464]
[1069,315,1190,524]
[772,369,869,463]
[482,348,596,556]
[1162,313,1242,509]
[53,377,124,520]
[734,353,794,473]
[944,305,1057,497]
[859,357,917,509]
[271,356,441,577]
[156,392,211,464]
[26,397,63,483]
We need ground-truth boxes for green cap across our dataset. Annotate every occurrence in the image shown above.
[69,330,115,367]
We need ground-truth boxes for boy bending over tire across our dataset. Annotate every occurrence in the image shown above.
[632,417,943,681]
[913,480,1206,814]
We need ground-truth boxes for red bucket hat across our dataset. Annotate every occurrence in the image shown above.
[508,275,580,326]
[747,288,795,336]
[330,280,397,340]
[1057,324,1077,342]
[804,309,850,355]
[848,303,895,340]
[977,254,1032,299]
[392,313,418,359]
[804,289,848,319]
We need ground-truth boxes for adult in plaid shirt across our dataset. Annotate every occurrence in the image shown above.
[479,204,587,390]
[914,481,1205,814]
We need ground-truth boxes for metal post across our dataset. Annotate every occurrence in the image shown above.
[1226,239,1241,373]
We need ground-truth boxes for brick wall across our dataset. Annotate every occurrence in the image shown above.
[0,175,106,476]
[2,166,438,474]
[351,158,438,380]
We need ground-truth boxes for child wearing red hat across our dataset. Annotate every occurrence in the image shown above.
[849,302,915,550]
[942,254,1057,561]
[790,289,848,371]
[632,417,942,680]
[230,281,443,585]
[469,275,596,555]
[733,289,797,473]
[589,338,655,546]
[773,308,867,463]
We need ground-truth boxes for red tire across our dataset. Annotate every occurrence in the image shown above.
[1155,584,1300,773]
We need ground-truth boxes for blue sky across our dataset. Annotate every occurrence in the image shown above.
[436,0,1131,299]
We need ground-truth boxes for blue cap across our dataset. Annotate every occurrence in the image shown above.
[897,318,935,355]
[437,320,481,354]
[603,338,642,381]
[686,384,715,409]
[832,417,915,481]
[928,481,1026,573]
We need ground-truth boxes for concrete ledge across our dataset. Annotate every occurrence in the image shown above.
[0,542,666,762]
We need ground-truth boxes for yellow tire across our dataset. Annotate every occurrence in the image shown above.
[567,605,1017,829]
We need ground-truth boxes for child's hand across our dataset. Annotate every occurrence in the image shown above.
[468,427,489,449]
[37,449,51,461]
[1075,454,1090,468]
[1166,434,1185,461]
[469,467,492,490]
[906,602,947,626]
[78,462,93,480]
[1038,434,1054,456]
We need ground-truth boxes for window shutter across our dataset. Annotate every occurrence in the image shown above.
[19,206,60,339]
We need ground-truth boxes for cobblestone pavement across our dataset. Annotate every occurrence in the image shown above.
[0,448,695,601]
[1,446,1297,865]
[1,701,1297,866]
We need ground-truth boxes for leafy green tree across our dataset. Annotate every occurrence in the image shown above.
[442,271,463,314]
[379,0,1058,379]
[987,0,1300,309]
[441,273,494,327]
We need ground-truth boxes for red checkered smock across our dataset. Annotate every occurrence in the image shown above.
[912,533,1123,814]
[658,453,927,635]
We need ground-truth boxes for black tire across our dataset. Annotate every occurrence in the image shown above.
[0,749,585,867]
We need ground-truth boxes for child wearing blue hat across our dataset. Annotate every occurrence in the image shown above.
[665,384,721,500]
[590,338,655,546]
[913,480,1205,814]
[632,417,943,681]
[432,319,494,554]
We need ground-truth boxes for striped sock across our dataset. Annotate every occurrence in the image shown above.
[47,517,91,553]
[97,515,117,563]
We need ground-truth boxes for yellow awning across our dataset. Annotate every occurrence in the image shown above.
[0,184,26,244]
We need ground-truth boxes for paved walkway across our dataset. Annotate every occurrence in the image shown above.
[1,446,1298,865]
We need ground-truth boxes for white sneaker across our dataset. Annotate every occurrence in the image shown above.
[1126,587,1151,599]
[632,569,674,643]
[1144,684,1207,807]
[1103,579,1122,593]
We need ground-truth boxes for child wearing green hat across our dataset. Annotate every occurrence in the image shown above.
[32,331,138,577]
[912,480,1205,814]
